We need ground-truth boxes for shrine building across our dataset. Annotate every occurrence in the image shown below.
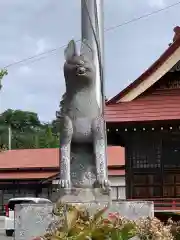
[0,146,125,215]
[106,26,180,212]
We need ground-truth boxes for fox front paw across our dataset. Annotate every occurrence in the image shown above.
[59,179,71,189]
[93,178,110,190]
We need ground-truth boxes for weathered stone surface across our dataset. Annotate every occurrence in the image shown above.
[56,187,111,203]
[15,204,54,240]
[14,200,154,240]
[107,201,154,220]
[59,40,110,190]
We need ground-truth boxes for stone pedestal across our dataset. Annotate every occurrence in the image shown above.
[14,188,154,240]
[14,203,53,240]
[56,187,111,203]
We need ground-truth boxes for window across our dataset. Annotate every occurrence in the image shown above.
[130,140,161,169]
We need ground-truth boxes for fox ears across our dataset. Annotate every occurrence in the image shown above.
[64,40,77,61]
[64,39,93,61]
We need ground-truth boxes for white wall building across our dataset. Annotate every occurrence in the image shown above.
[109,174,126,200]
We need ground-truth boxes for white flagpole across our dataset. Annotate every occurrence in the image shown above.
[81,1,109,183]
[8,125,12,150]
[81,0,104,109]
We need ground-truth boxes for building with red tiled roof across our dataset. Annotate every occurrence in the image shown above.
[0,146,125,213]
[106,26,180,212]
[0,147,124,171]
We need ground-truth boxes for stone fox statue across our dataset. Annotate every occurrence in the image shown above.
[59,40,109,190]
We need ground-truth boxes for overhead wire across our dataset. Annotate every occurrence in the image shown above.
[105,1,180,32]
[2,0,180,70]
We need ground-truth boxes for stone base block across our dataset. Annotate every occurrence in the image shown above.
[14,189,154,240]
[56,187,111,203]
[14,203,53,240]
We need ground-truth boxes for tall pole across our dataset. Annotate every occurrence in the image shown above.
[8,125,12,150]
[81,1,109,183]
[81,0,104,109]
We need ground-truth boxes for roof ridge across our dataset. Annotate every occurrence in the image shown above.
[107,26,180,104]
[173,26,180,42]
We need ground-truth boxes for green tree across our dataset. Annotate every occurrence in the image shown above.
[36,124,59,148]
[51,119,60,135]
[0,109,59,149]
[0,109,41,149]
[0,69,8,90]
[0,109,41,131]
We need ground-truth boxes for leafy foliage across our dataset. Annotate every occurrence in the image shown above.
[0,109,59,150]
[36,204,136,240]
[0,69,8,90]
[31,203,180,240]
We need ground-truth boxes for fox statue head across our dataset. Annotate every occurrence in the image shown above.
[63,39,96,90]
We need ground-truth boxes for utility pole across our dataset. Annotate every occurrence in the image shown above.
[8,125,12,150]
[81,0,104,110]
[81,0,109,183]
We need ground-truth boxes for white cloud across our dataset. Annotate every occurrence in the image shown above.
[148,0,166,8]
[35,38,51,55]
[17,65,32,75]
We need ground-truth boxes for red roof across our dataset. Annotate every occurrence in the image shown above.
[108,169,125,176]
[0,171,58,180]
[0,147,125,169]
[107,26,180,104]
[105,26,180,123]
[0,148,59,169]
[0,169,124,180]
[105,94,180,122]
[0,147,125,179]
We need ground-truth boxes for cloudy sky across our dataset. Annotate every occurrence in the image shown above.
[0,0,180,122]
